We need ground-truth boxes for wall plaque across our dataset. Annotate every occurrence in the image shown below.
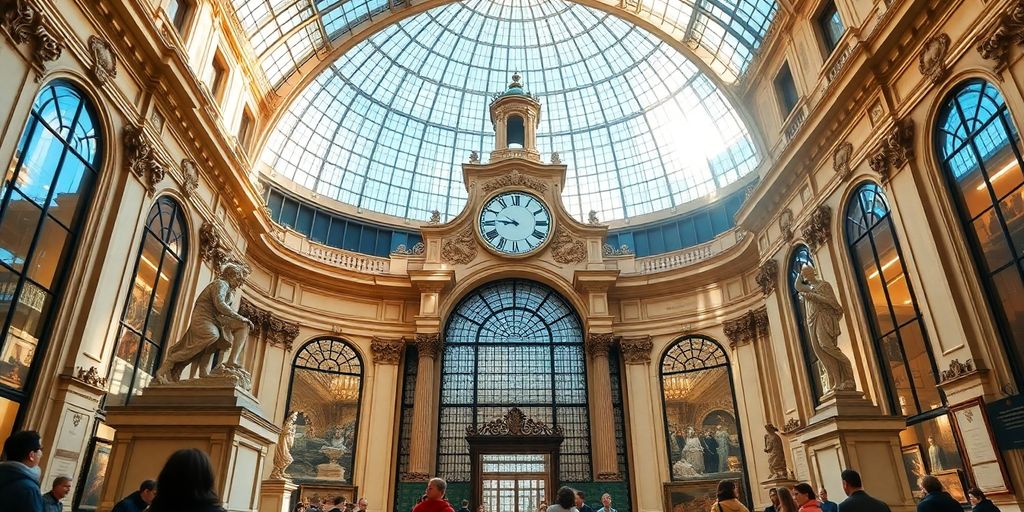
[986,393,1024,451]
[951,397,1012,495]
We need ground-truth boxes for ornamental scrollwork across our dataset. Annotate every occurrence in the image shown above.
[0,0,63,66]
[585,332,614,357]
[88,35,117,86]
[620,335,653,365]
[370,337,404,365]
[919,33,951,85]
[441,227,477,264]
[466,407,563,436]
[755,259,779,296]
[550,226,586,264]
[238,298,299,351]
[123,125,166,196]
[870,119,915,182]
[481,169,548,194]
[392,242,425,256]
[977,1,1024,73]
[602,243,633,256]
[783,417,803,433]
[801,205,832,251]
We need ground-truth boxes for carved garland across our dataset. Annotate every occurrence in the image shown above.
[441,227,477,265]
[481,169,548,194]
[723,307,769,348]
[88,35,116,86]
[977,1,1024,73]
[466,407,563,436]
[919,33,951,85]
[549,226,587,264]
[755,259,779,296]
[370,337,404,365]
[801,205,832,251]
[238,298,300,351]
[0,0,62,66]
[123,125,167,196]
[620,335,653,364]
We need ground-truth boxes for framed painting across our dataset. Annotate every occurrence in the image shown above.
[900,444,927,498]
[934,469,968,504]
[74,438,112,511]
[664,480,741,512]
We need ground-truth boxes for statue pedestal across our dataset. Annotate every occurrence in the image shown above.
[100,383,278,512]
[259,479,297,512]
[795,391,915,512]
[759,476,798,492]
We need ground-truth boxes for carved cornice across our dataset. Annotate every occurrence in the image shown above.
[238,298,299,350]
[755,259,779,296]
[123,125,166,196]
[833,142,853,181]
[939,358,977,383]
[370,337,404,365]
[0,0,62,66]
[550,226,587,264]
[870,119,915,182]
[88,35,117,86]
[620,335,653,365]
[180,159,199,197]
[723,307,769,348]
[919,33,951,85]
[585,332,614,358]
[441,227,477,265]
[801,205,832,251]
[481,169,548,194]
[415,332,443,359]
[978,1,1024,73]
[466,407,563,436]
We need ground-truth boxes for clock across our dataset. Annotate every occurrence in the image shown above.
[478,191,552,255]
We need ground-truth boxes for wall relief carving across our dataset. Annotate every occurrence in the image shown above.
[869,119,915,182]
[371,337,404,365]
[620,335,653,364]
[238,297,300,351]
[602,243,633,256]
[755,259,779,296]
[801,205,832,251]
[88,35,116,86]
[0,1,62,66]
[832,142,853,181]
[481,169,548,194]
[123,125,166,196]
[723,307,769,348]
[466,407,563,436]
[919,33,951,84]
[978,1,1024,73]
[441,227,477,264]
[74,366,107,389]
[550,226,587,264]
[180,159,199,197]
[778,209,794,241]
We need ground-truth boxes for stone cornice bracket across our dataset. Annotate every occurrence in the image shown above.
[415,332,443,359]
[481,169,548,194]
[919,33,951,85]
[441,227,477,265]
[755,259,779,296]
[869,119,915,183]
[723,307,769,348]
[800,205,832,251]
[370,337,404,365]
[238,297,299,351]
[123,124,167,196]
[88,35,117,86]
[550,226,587,264]
[620,335,653,365]
[0,0,63,68]
[585,332,614,357]
[977,1,1024,73]
[832,142,853,181]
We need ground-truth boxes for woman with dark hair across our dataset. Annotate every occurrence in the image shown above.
[147,448,226,512]
[711,480,749,512]
[793,484,821,512]
[968,488,999,512]
[547,487,579,512]
[777,487,799,512]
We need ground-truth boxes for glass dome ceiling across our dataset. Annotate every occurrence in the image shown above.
[260,0,764,222]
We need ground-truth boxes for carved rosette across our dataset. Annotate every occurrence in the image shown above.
[550,226,586,264]
[466,407,563,436]
[0,1,62,66]
[371,337,404,365]
[977,1,1024,73]
[620,335,653,365]
[801,205,832,251]
[441,227,477,265]
[755,259,779,296]
[870,119,915,182]
[585,332,614,358]
[481,169,549,194]
[939,358,977,383]
[415,332,443,359]
[832,142,853,181]
[88,35,117,86]
[723,307,769,348]
[919,33,951,85]
[123,125,166,196]
[238,298,299,350]
[180,159,199,197]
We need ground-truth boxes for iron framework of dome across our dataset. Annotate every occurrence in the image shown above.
[258,0,770,222]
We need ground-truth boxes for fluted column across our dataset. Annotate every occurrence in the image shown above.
[405,332,443,481]
[362,337,404,511]
[620,335,659,512]
[586,332,620,480]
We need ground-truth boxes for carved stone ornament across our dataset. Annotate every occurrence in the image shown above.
[238,297,300,351]
[88,35,117,86]
[801,205,832,251]
[371,337,404,365]
[74,366,108,389]
[778,209,794,241]
[919,33,951,85]
[392,242,425,256]
[939,358,976,383]
[977,1,1024,73]
[782,417,803,433]
[620,335,653,365]
[481,169,549,194]
[588,210,600,225]
[428,210,441,224]
[755,259,779,296]
[415,332,443,359]
[180,159,199,196]
[602,243,633,256]
[199,220,227,267]
[123,125,166,196]
[33,23,60,63]
[466,407,564,436]
[469,150,480,164]
[0,1,62,65]
[585,332,614,357]
[551,152,561,164]
[269,411,298,480]
[723,307,769,348]
[441,227,477,264]
[833,142,854,180]
[550,226,587,264]
[871,119,915,181]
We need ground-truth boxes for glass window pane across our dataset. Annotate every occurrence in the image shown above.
[1,281,52,390]
[998,189,1024,257]
[48,154,94,227]
[15,125,64,205]
[855,239,894,334]
[973,208,1014,272]
[898,321,942,412]
[26,217,70,290]
[0,191,43,273]
[878,333,916,416]
[899,414,966,474]
[106,330,141,406]
[146,255,180,344]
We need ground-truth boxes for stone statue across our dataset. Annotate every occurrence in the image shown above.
[270,411,298,480]
[469,150,480,163]
[588,210,600,225]
[764,424,787,479]
[429,209,441,224]
[155,262,254,388]
[794,265,856,394]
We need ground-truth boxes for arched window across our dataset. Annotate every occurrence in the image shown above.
[789,244,825,401]
[845,182,942,416]
[285,337,363,482]
[0,81,102,436]
[660,335,747,496]
[935,79,1024,383]
[106,197,187,406]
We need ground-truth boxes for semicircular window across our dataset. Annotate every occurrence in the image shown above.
[286,337,364,483]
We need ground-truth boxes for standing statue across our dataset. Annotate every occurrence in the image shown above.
[794,265,856,393]
[764,424,788,479]
[270,411,299,480]
[155,262,254,388]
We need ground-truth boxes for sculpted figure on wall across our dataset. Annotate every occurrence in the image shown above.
[794,265,856,394]
[764,424,787,479]
[155,262,254,389]
[270,411,299,480]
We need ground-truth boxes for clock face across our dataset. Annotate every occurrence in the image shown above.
[479,191,552,255]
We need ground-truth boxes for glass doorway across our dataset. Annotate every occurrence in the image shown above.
[481,454,548,512]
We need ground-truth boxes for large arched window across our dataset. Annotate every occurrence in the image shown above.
[439,279,591,482]
[789,244,825,401]
[845,182,942,416]
[106,197,187,406]
[935,79,1024,383]
[0,81,102,436]
[660,335,747,499]
[285,337,364,483]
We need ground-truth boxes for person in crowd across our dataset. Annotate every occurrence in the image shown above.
[917,475,963,512]
[357,497,369,511]
[413,477,455,512]
[42,475,71,512]
[547,487,578,512]
[456,499,470,512]
[838,469,891,512]
[597,493,616,512]
[766,488,781,512]
[327,496,346,512]
[294,503,307,512]
[777,487,799,512]
[820,487,838,512]
[0,430,45,511]
[146,448,226,512]
[794,484,821,512]
[575,490,595,512]
[711,480,749,512]
[968,488,1000,512]
[536,500,548,512]
[345,502,356,512]
[111,479,157,512]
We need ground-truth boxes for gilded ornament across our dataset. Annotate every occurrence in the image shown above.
[801,205,832,251]
[620,335,653,364]
[919,33,951,85]
[466,407,563,436]
[977,1,1024,73]
[550,226,586,264]
[441,227,477,264]
[832,142,853,180]
[88,35,117,86]
[481,169,548,194]
[371,337,404,365]
[415,332,443,359]
[755,259,779,296]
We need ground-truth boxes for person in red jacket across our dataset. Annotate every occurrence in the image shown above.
[413,478,455,512]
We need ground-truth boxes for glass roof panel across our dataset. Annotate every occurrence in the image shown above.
[261,0,762,221]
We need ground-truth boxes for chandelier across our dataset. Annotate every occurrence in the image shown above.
[328,374,360,401]
[663,374,696,400]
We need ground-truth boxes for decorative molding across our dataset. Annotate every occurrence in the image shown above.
[755,259,779,296]
[180,159,199,197]
[481,169,548,194]
[939,358,977,383]
[238,298,299,351]
[585,332,614,358]
[441,227,477,264]
[620,335,653,365]
[723,307,769,348]
[123,125,166,196]
[73,366,107,389]
[466,407,563,436]
[778,208,794,241]
[415,332,442,359]
[392,242,425,256]
[870,119,915,182]
[978,1,1024,73]
[0,1,62,66]
[88,35,117,86]
[782,417,803,433]
[801,205,832,251]
[550,226,586,264]
[602,243,633,256]
[370,337,404,365]
[832,142,853,181]
[401,472,431,482]
[919,33,951,84]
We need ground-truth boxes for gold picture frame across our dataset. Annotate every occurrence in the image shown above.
[933,469,967,504]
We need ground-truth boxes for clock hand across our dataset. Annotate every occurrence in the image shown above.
[499,216,520,226]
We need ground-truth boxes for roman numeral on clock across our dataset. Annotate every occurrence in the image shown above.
[485,229,499,239]
[532,229,545,239]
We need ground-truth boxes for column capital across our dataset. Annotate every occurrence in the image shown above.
[620,335,653,365]
[723,306,769,348]
[415,332,443,359]
[370,337,404,365]
[585,332,614,357]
